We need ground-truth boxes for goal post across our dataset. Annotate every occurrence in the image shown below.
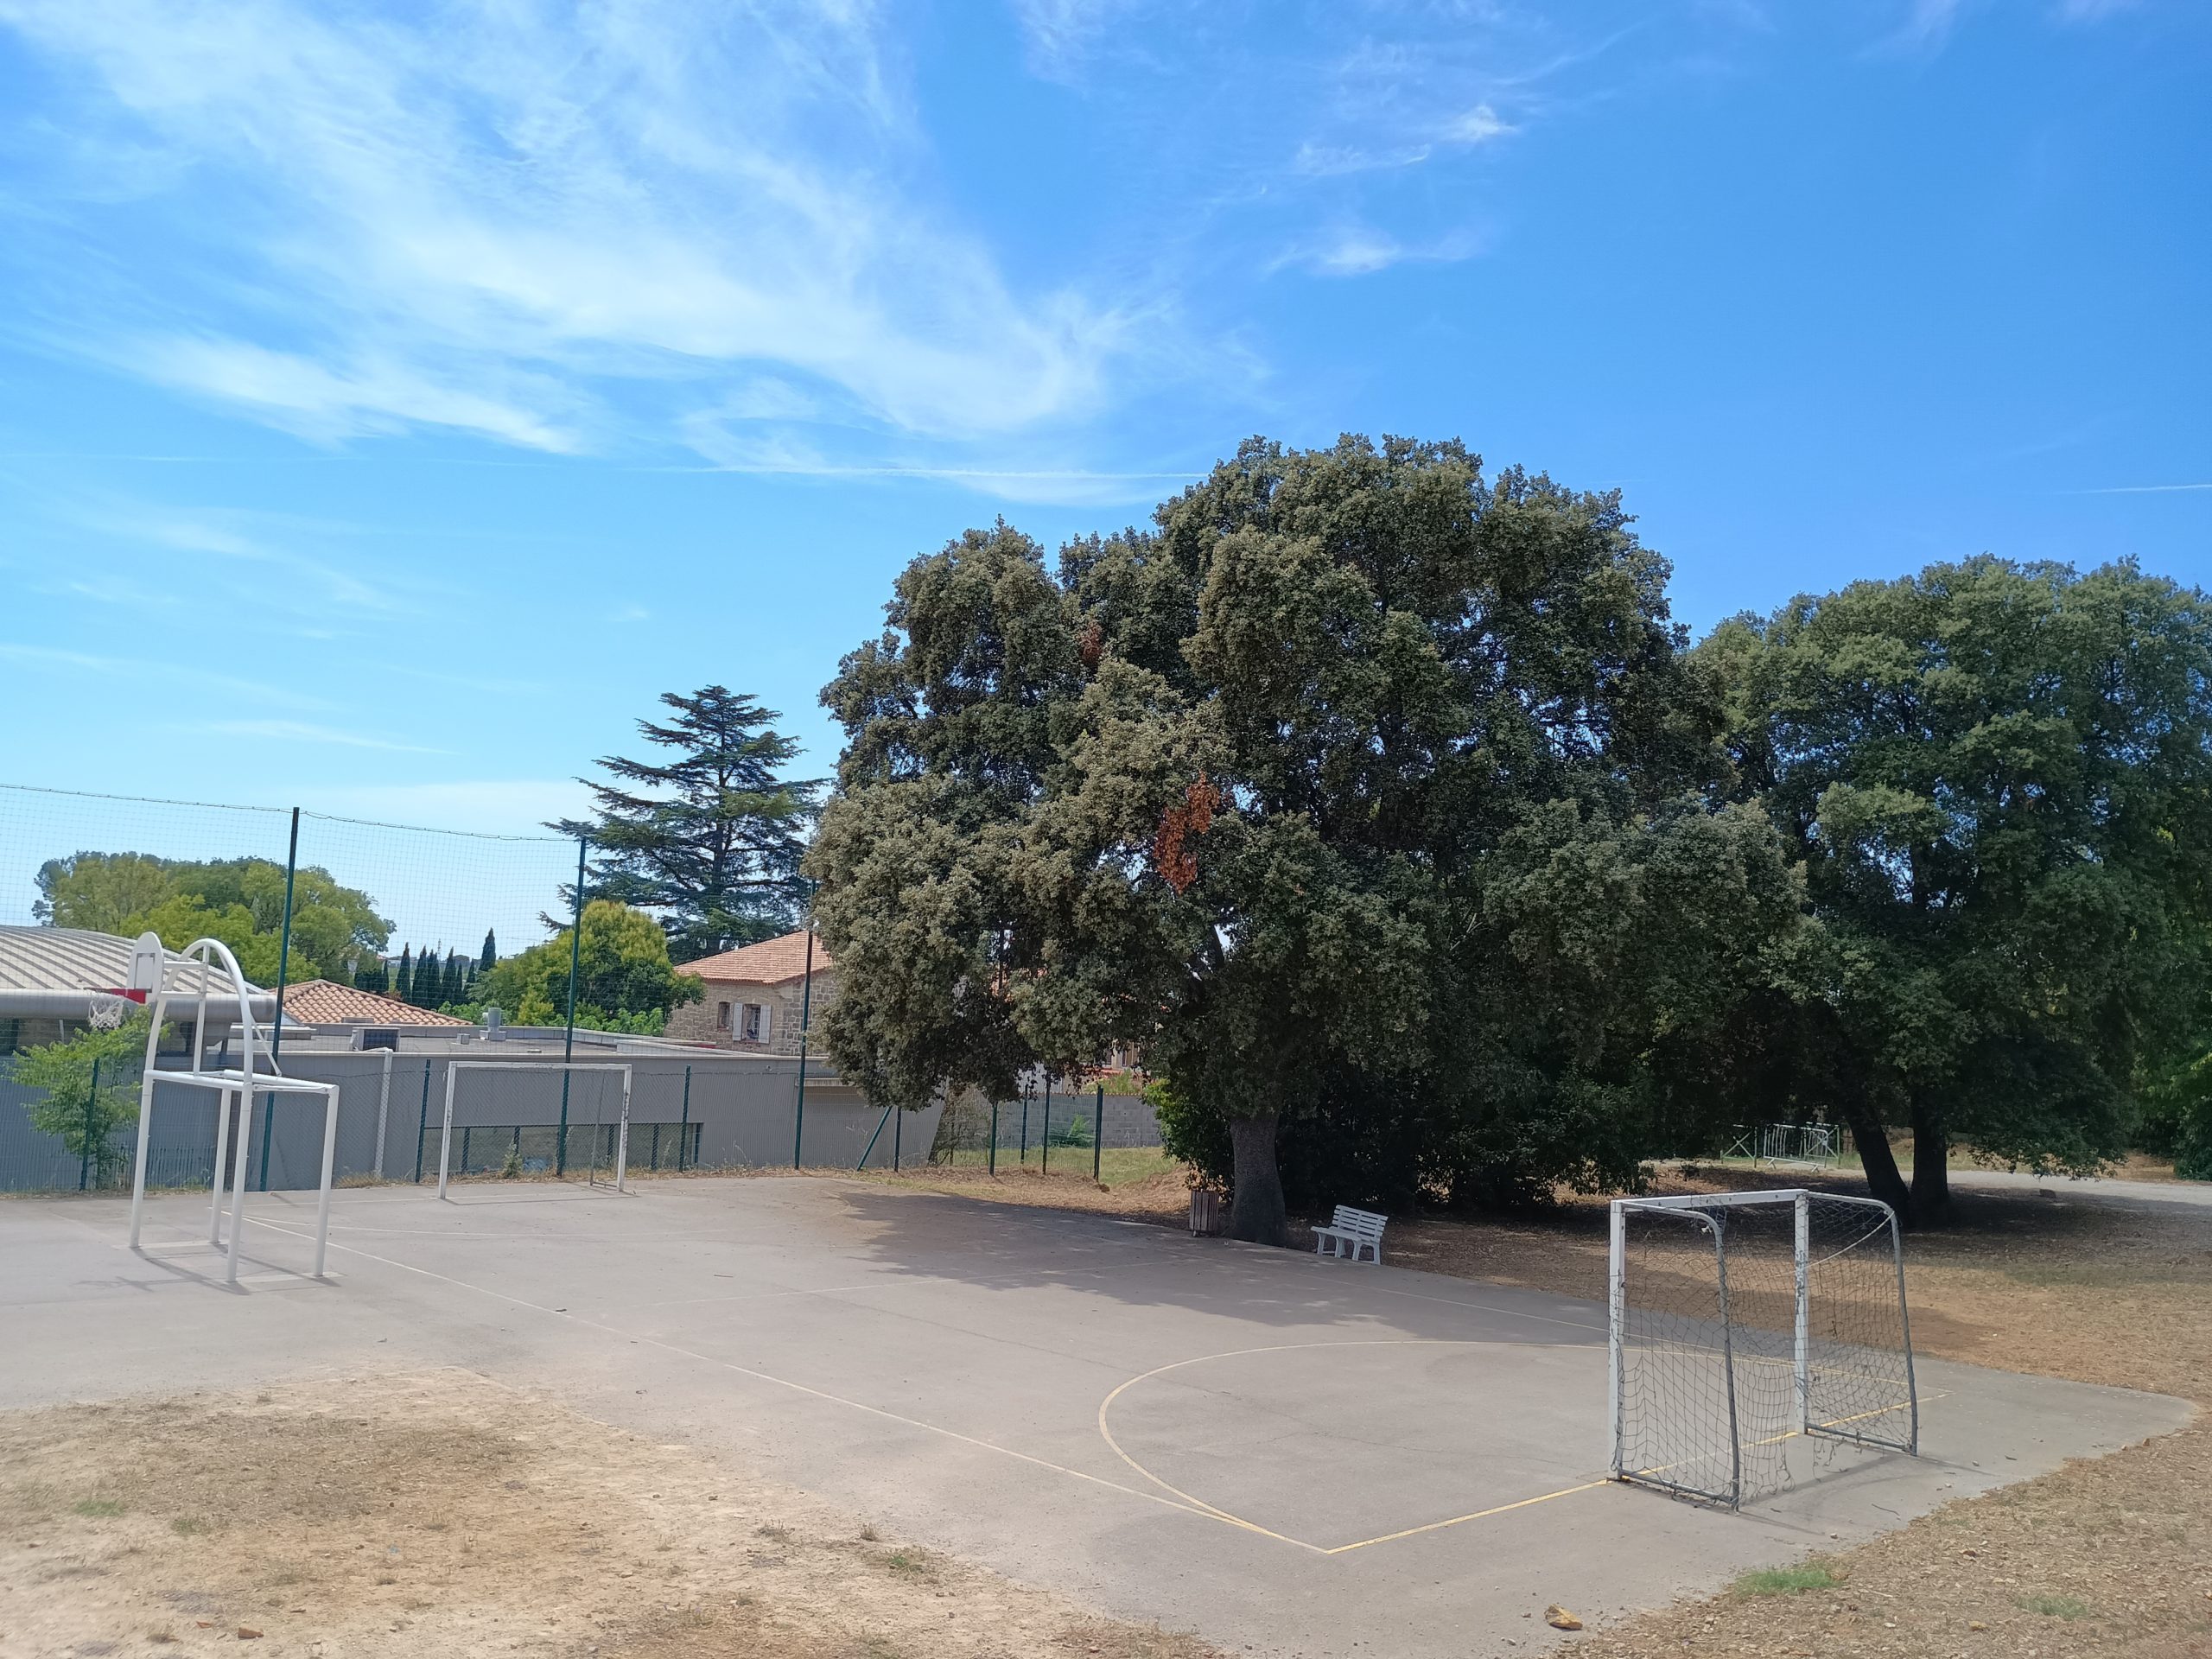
[436,1062,633,1199]
[1608,1187,1917,1508]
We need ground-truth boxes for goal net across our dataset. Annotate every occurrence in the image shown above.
[435,1062,633,1198]
[1608,1189,1917,1507]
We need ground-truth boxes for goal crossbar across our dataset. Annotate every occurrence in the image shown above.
[437,1061,634,1199]
[1607,1187,1918,1508]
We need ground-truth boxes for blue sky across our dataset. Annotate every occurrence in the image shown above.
[1,0,2206,852]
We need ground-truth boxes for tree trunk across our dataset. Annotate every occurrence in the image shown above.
[1225,1113,1290,1246]
[1842,1099,1912,1222]
[1910,1103,1952,1227]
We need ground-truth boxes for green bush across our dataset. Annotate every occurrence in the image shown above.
[10,1016,149,1183]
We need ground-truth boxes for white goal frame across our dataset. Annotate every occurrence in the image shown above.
[125,937,343,1286]
[436,1061,634,1199]
[1607,1187,1918,1506]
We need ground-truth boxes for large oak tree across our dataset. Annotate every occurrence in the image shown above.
[1703,557,2212,1222]
[810,438,1798,1240]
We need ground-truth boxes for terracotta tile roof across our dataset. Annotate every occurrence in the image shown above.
[280,978,473,1027]
[675,929,829,986]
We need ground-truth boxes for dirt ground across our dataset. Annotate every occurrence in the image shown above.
[868,1159,2212,1657]
[0,1370,1218,1659]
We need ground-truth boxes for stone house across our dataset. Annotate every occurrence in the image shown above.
[664,930,833,1054]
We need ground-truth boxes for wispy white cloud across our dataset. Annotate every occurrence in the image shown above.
[112,508,399,614]
[198,719,448,754]
[1889,0,1975,48]
[136,337,584,452]
[2067,481,2212,494]
[1007,0,1142,79]
[1269,225,1486,280]
[675,410,1202,505]
[0,0,1136,454]
[0,639,327,711]
[1441,104,1513,146]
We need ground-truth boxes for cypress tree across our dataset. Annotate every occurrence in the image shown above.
[443,950,465,1007]
[395,946,413,1004]
[480,928,497,972]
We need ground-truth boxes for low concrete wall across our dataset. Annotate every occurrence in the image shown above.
[0,1051,943,1192]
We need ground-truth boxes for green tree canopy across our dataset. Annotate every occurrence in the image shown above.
[556,687,822,963]
[1703,556,2212,1221]
[812,437,1800,1238]
[470,900,703,1033]
[35,853,391,987]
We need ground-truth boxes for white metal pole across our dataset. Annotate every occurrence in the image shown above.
[373,1049,392,1180]
[127,988,166,1249]
[1793,1191,1812,1434]
[207,1085,235,1246]
[230,942,256,1283]
[1889,1205,1920,1454]
[225,1088,251,1285]
[190,952,210,1072]
[313,1084,340,1279]
[436,1064,458,1200]
[613,1068,632,1193]
[1606,1198,1626,1478]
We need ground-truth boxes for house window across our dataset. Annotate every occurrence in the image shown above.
[715,1001,732,1033]
[741,1003,764,1042]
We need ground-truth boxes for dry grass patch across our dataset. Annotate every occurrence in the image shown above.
[0,1370,1221,1659]
[842,1160,1195,1222]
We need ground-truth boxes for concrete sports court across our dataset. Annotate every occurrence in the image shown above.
[3,1176,2189,1657]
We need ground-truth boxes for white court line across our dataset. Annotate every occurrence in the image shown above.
[242,1213,1241,1535]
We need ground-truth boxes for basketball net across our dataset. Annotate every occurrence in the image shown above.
[86,992,133,1032]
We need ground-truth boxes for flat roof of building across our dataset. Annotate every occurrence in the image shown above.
[0,925,272,1021]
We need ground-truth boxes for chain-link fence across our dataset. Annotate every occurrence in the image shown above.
[925,1081,1166,1180]
[1,782,1166,1195]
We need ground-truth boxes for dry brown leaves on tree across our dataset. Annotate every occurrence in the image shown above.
[1151,775,1220,896]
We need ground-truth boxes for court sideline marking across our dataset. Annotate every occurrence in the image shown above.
[236,1210,1613,1558]
[232,1211,1314,1544]
[1097,1338,1610,1554]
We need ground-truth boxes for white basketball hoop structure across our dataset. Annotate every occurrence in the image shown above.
[124,937,344,1287]
[86,931,165,1030]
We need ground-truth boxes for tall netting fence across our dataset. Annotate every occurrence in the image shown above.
[1,784,1166,1195]
[1610,1190,1916,1508]
[925,1081,1165,1177]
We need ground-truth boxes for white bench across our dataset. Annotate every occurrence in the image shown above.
[1312,1204,1387,1265]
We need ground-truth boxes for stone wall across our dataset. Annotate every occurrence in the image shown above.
[664,969,839,1056]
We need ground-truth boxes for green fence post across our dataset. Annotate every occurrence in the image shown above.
[893,1103,902,1172]
[1041,1075,1052,1173]
[988,1100,998,1176]
[258,806,301,1192]
[678,1065,691,1172]
[791,924,816,1168]
[79,1054,100,1192]
[556,836,586,1175]
[1020,1084,1029,1163]
[858,1103,892,1169]
[1094,1082,1103,1184]
[413,1060,430,1183]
